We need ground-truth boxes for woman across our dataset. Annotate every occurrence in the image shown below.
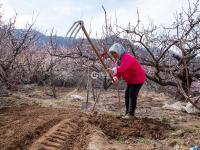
[108,43,146,119]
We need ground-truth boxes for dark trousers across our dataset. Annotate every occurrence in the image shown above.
[125,84,143,115]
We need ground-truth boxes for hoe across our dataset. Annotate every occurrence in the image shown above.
[66,20,121,113]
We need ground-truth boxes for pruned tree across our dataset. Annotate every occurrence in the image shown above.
[106,0,200,107]
[0,14,40,89]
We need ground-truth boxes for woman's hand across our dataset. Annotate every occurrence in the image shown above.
[106,67,117,75]
[106,68,113,75]
[112,76,119,85]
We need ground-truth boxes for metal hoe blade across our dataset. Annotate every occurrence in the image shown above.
[66,20,84,39]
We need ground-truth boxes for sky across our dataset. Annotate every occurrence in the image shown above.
[0,0,197,37]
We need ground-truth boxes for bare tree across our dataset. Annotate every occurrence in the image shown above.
[0,15,40,89]
[110,0,200,100]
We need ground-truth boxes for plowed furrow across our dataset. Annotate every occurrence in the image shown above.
[29,119,77,150]
[50,135,66,140]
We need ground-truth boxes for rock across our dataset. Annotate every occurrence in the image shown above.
[183,102,200,114]
[70,94,85,101]
[162,101,186,111]
[171,129,184,136]
[163,101,200,114]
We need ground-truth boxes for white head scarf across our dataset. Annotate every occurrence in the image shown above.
[109,43,126,57]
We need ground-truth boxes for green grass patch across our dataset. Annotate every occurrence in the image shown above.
[135,137,150,144]
[116,137,125,144]
[161,116,170,124]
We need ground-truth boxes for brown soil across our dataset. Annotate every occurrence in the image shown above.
[88,113,172,140]
[0,86,199,150]
[0,106,88,150]
[0,105,171,150]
